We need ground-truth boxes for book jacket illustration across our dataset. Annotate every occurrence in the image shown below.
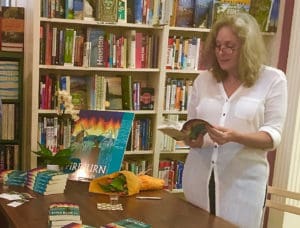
[66,110,134,181]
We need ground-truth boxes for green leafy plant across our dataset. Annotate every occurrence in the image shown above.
[32,142,74,167]
[99,173,128,195]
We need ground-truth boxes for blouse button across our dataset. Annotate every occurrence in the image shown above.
[222,113,226,116]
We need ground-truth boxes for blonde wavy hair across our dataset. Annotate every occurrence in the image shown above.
[204,13,267,87]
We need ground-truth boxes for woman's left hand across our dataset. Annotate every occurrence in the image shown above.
[207,125,236,145]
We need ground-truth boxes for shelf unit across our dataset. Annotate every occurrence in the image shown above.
[23,1,281,188]
[0,51,24,170]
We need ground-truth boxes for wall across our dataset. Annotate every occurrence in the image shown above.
[268,0,300,227]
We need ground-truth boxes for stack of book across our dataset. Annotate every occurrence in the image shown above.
[0,170,27,186]
[26,168,68,195]
[48,202,82,228]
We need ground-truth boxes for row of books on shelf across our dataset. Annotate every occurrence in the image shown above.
[0,6,24,52]
[1,103,17,140]
[129,117,153,151]
[164,78,193,112]
[39,74,155,111]
[38,115,154,154]
[0,144,19,170]
[159,159,184,191]
[40,23,160,69]
[166,36,205,71]
[41,0,172,26]
[122,158,151,175]
[0,60,19,100]
[171,0,279,32]
[38,116,72,153]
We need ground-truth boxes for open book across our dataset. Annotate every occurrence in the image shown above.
[157,119,211,141]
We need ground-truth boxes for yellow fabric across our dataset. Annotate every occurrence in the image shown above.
[88,171,164,196]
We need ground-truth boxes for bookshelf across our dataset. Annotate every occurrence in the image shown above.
[0,51,23,171]
[23,1,282,191]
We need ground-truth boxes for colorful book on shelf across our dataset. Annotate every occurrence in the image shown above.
[213,0,251,23]
[0,6,24,52]
[95,0,118,23]
[101,217,152,228]
[249,0,274,32]
[157,118,211,141]
[66,110,134,181]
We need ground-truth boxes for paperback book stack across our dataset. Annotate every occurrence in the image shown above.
[48,202,82,228]
[0,170,27,186]
[25,168,68,195]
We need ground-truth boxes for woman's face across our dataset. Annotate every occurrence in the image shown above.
[215,26,241,75]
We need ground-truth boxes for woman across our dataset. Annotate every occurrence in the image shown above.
[182,13,287,228]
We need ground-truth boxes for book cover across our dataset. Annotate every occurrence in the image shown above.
[193,0,214,28]
[95,0,118,23]
[48,202,81,221]
[70,77,88,110]
[249,0,273,32]
[66,110,134,181]
[157,118,211,141]
[140,87,154,110]
[118,0,127,23]
[101,217,152,228]
[87,27,105,67]
[267,0,280,32]
[213,0,251,23]
[1,6,24,52]
[74,0,84,20]
[106,76,122,110]
[175,0,195,27]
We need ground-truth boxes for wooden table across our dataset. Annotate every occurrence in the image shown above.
[0,180,237,228]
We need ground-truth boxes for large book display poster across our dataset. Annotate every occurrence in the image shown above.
[67,110,134,181]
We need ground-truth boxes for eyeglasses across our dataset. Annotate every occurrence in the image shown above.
[215,45,238,55]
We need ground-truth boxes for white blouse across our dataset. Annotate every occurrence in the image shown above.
[182,66,287,228]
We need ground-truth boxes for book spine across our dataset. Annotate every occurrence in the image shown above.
[134,0,143,24]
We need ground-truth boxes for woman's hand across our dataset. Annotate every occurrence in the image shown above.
[206,125,236,145]
[183,133,204,148]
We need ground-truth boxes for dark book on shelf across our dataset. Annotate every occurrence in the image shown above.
[267,0,280,32]
[140,87,154,110]
[121,74,133,110]
[175,0,195,27]
[193,0,214,28]
[87,27,105,67]
[66,110,134,181]
[0,6,24,52]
